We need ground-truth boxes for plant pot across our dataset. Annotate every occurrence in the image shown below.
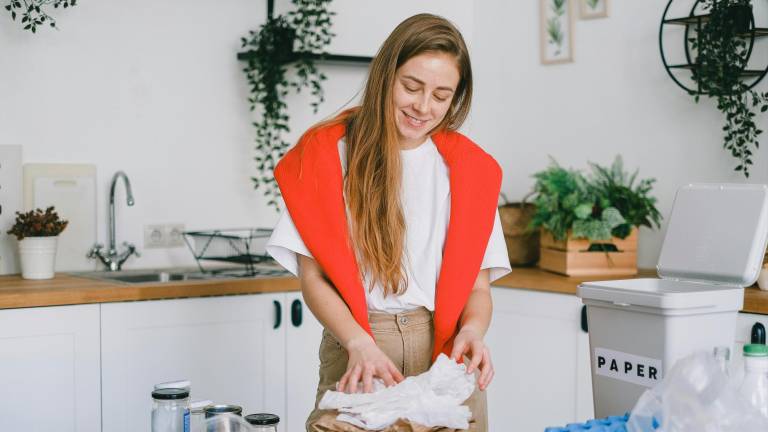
[268,20,296,64]
[498,201,540,266]
[725,4,752,34]
[538,228,638,277]
[18,236,58,280]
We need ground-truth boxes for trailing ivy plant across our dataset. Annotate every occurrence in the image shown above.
[3,0,77,33]
[690,0,768,177]
[529,156,661,245]
[240,0,335,210]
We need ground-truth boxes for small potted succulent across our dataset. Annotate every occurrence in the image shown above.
[7,207,68,279]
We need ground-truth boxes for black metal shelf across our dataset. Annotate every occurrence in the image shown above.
[663,14,711,25]
[669,63,765,77]
[659,0,768,94]
[663,14,768,37]
[236,50,372,64]
[236,0,372,65]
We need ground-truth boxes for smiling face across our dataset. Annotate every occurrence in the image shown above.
[393,52,461,149]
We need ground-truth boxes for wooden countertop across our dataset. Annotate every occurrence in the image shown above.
[1,267,767,315]
[493,267,768,315]
[0,273,300,310]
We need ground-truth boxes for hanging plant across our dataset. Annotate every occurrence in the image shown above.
[690,0,768,177]
[3,0,77,33]
[240,0,335,210]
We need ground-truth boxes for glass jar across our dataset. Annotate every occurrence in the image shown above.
[189,400,212,432]
[204,405,243,432]
[204,404,243,419]
[151,388,190,432]
[244,413,280,431]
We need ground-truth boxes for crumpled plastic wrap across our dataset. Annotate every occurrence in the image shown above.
[627,351,768,432]
[318,353,475,430]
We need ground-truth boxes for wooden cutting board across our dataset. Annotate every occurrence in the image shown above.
[23,164,98,272]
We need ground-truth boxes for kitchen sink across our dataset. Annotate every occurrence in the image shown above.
[70,265,290,285]
[71,269,202,284]
[95,272,188,284]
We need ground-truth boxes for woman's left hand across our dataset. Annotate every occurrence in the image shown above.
[450,326,494,391]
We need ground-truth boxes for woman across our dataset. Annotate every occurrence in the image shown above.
[266,13,510,431]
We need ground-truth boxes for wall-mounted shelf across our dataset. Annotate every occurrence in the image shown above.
[668,63,766,77]
[236,0,372,65]
[664,13,768,37]
[659,0,768,94]
[237,51,372,65]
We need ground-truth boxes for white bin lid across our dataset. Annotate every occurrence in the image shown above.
[578,278,744,311]
[657,183,768,287]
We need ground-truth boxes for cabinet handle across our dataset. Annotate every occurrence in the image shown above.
[273,300,282,329]
[752,322,766,345]
[581,305,588,333]
[291,299,303,327]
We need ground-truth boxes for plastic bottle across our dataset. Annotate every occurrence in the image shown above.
[739,344,768,418]
[713,346,731,376]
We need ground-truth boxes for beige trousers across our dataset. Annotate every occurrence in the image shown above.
[306,307,488,432]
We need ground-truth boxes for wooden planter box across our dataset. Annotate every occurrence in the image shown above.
[538,228,638,277]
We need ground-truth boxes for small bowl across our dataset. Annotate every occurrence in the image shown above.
[758,267,768,291]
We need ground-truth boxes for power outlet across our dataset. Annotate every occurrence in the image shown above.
[144,225,166,249]
[165,224,186,248]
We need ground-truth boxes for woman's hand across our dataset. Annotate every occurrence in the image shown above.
[338,336,405,394]
[450,326,494,391]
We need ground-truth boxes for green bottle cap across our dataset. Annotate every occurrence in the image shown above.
[743,344,768,357]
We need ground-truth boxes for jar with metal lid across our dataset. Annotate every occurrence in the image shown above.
[151,388,190,432]
[204,405,244,432]
[189,400,212,432]
[244,413,280,431]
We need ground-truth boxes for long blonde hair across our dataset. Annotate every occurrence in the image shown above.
[317,14,472,296]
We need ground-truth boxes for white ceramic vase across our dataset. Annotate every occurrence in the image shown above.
[19,236,58,280]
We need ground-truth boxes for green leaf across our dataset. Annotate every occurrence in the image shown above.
[601,207,625,229]
[574,203,593,220]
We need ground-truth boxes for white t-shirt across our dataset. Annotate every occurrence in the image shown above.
[266,137,512,313]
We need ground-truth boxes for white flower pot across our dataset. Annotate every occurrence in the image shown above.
[19,236,58,280]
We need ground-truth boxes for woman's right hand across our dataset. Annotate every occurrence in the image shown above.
[338,336,405,393]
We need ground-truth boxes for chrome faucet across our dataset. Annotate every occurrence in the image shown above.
[88,171,140,271]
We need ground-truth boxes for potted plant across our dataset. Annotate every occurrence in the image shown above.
[7,207,68,279]
[529,156,661,276]
[240,0,335,210]
[689,0,768,178]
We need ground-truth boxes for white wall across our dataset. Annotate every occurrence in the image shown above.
[1,0,766,272]
[0,1,472,271]
[469,0,768,267]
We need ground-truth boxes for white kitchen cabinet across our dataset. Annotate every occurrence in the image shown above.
[284,291,324,431]
[0,304,101,432]
[101,294,286,432]
[485,287,593,430]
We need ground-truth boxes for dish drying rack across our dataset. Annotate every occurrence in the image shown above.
[183,228,276,276]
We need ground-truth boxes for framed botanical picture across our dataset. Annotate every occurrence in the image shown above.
[580,0,609,19]
[540,0,574,65]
